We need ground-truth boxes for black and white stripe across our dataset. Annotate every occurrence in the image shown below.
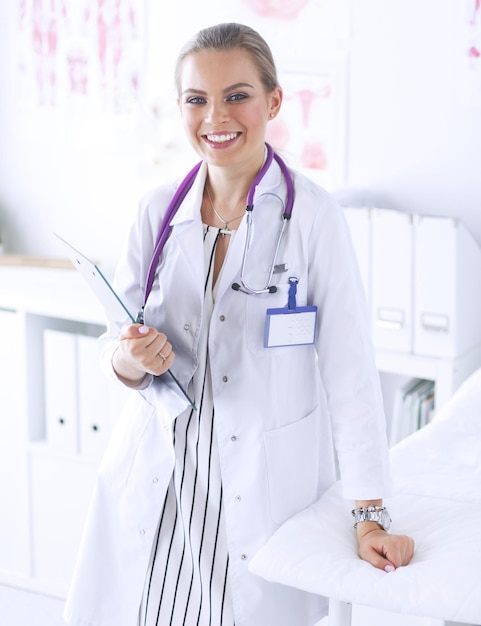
[139,226,235,626]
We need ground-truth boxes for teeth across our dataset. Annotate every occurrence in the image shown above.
[206,133,237,143]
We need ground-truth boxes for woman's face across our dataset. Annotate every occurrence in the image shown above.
[177,48,282,170]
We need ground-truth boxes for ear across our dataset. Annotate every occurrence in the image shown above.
[268,86,283,119]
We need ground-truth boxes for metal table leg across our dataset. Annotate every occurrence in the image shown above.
[328,599,353,626]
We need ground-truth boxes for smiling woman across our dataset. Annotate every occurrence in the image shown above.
[177,47,282,185]
[62,22,413,626]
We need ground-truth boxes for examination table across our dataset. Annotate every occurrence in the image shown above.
[249,367,481,626]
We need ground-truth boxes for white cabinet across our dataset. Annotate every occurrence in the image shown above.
[343,208,481,417]
[0,309,30,579]
[0,265,131,596]
[29,447,98,591]
[343,207,481,447]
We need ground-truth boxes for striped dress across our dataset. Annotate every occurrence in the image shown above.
[138,226,235,626]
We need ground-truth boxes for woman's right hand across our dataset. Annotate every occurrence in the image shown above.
[112,324,175,387]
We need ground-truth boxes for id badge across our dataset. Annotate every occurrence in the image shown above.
[264,306,318,348]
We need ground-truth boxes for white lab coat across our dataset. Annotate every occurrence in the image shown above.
[63,158,391,626]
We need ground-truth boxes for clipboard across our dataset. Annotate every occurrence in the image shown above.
[54,233,196,410]
[54,233,134,323]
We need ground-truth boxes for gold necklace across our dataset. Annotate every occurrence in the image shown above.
[206,185,245,235]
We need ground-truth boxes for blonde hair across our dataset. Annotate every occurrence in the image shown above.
[175,23,279,96]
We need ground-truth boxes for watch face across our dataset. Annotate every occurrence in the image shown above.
[381,509,391,531]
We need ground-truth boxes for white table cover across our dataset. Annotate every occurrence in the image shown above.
[249,368,481,624]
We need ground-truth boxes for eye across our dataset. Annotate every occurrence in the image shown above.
[226,92,249,102]
[185,95,207,105]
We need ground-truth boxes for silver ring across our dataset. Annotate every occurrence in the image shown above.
[158,352,167,361]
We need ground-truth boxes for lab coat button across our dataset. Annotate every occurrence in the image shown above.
[184,323,191,331]
[219,315,226,322]
[152,477,159,484]
[241,554,247,561]
[139,529,146,535]
[222,376,228,383]
[235,495,241,502]
[230,435,237,442]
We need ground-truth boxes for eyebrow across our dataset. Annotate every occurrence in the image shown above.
[181,82,255,97]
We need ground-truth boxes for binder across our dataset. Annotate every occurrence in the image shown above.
[389,378,434,446]
[414,215,481,358]
[77,334,111,461]
[371,209,413,352]
[343,207,371,302]
[43,329,78,454]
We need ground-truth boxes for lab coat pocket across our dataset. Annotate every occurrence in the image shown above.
[264,409,320,524]
[98,393,154,489]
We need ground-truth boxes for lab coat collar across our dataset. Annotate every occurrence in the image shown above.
[168,147,286,227]
[165,155,287,303]
[169,161,207,226]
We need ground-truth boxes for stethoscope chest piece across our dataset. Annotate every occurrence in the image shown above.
[230,145,294,296]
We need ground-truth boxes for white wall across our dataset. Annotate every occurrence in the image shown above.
[0,0,480,272]
[347,0,481,244]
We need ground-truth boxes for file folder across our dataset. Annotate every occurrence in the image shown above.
[414,215,481,358]
[77,334,111,461]
[44,329,78,454]
[371,209,413,352]
[343,207,371,302]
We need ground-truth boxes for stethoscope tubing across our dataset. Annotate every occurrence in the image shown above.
[233,207,289,295]
[142,143,294,309]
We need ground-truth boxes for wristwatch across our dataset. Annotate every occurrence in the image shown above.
[352,505,391,531]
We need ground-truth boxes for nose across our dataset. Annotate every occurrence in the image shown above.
[205,99,230,125]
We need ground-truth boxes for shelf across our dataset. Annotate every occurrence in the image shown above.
[0,265,108,324]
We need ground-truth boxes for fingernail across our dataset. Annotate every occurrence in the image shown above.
[138,325,149,334]
[384,565,395,573]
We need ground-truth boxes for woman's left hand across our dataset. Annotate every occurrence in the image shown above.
[357,526,415,572]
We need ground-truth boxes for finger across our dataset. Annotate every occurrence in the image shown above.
[358,543,393,572]
[119,324,151,339]
[384,536,415,568]
[150,348,175,377]
[155,342,174,366]
[157,340,172,360]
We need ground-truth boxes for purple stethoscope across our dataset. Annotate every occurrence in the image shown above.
[136,144,294,409]
[137,143,294,326]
